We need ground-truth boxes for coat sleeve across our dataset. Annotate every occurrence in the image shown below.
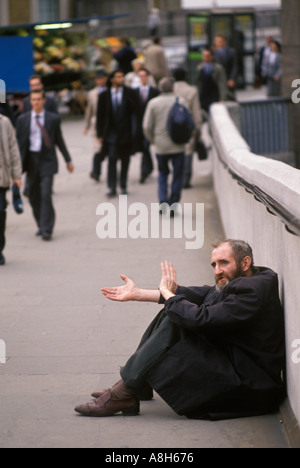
[54,117,72,164]
[142,101,155,144]
[8,120,22,180]
[164,279,264,331]
[159,285,212,306]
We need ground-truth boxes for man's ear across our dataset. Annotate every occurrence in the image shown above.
[242,256,252,273]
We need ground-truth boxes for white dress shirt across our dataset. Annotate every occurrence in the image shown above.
[30,110,45,152]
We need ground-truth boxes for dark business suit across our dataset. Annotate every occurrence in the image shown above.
[16,111,72,235]
[214,46,238,99]
[97,86,138,193]
[135,86,160,181]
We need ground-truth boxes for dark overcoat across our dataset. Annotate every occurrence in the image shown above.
[96,86,139,157]
[146,267,286,420]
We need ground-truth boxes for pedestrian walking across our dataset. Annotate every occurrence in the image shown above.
[96,70,139,197]
[125,59,156,89]
[173,68,202,189]
[144,37,169,86]
[16,90,74,241]
[197,48,228,112]
[22,75,58,114]
[0,115,22,265]
[134,68,160,184]
[213,35,238,100]
[143,77,187,209]
[112,38,137,75]
[262,40,282,97]
[83,69,108,182]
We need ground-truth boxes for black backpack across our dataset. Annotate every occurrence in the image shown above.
[167,98,195,144]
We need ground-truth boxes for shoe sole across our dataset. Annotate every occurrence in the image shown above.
[75,407,140,417]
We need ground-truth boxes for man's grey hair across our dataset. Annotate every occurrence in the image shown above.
[213,239,255,271]
[158,77,175,93]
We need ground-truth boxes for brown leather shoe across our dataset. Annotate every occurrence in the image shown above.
[91,385,153,401]
[74,390,140,417]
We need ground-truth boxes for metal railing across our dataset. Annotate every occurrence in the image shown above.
[239,97,291,156]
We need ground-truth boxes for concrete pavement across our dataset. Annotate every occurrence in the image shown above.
[0,116,290,448]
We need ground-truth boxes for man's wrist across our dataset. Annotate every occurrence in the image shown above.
[159,288,176,301]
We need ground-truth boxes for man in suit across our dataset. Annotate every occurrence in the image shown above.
[197,48,228,112]
[213,35,238,100]
[134,67,160,184]
[16,90,74,241]
[22,75,58,114]
[83,69,108,182]
[97,69,138,197]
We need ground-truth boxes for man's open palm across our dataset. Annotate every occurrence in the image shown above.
[101,275,138,302]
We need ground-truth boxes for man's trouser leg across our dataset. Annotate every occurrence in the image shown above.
[120,310,185,390]
[120,153,131,191]
[156,155,170,204]
[40,175,55,235]
[184,154,193,188]
[170,152,185,205]
[0,188,8,253]
[107,145,118,193]
[27,170,41,230]
[141,139,153,179]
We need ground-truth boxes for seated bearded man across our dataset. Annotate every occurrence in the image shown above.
[75,240,286,420]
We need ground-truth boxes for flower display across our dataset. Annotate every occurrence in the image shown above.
[33,30,87,77]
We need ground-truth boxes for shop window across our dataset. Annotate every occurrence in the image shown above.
[38,0,59,23]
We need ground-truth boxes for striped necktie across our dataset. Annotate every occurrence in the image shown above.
[36,115,51,148]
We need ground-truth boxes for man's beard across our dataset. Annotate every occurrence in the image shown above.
[215,264,244,292]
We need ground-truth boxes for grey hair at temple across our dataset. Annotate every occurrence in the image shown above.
[213,239,255,272]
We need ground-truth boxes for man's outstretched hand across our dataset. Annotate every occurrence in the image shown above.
[101,275,138,302]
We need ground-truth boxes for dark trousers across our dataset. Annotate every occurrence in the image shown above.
[92,151,103,177]
[121,310,185,389]
[0,188,8,253]
[141,138,153,179]
[156,152,185,205]
[107,144,131,192]
[27,171,55,235]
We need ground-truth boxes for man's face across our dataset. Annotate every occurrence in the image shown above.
[214,36,226,49]
[30,92,46,114]
[211,244,243,291]
[96,76,107,88]
[139,70,149,86]
[203,50,213,63]
[30,78,43,92]
[111,72,125,88]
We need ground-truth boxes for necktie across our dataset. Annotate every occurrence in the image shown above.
[36,115,51,148]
